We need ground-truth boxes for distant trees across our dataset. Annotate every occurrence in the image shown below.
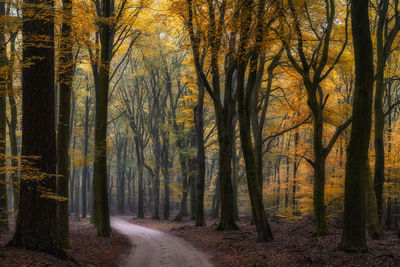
[3,0,400,257]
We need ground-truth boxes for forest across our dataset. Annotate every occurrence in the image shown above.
[1,0,400,266]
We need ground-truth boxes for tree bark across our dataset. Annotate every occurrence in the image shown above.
[340,0,373,251]
[6,23,19,213]
[92,0,111,236]
[9,0,62,254]
[81,83,91,218]
[161,134,170,220]
[194,76,206,226]
[56,0,74,248]
[0,0,8,232]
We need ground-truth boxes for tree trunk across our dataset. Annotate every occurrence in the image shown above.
[74,173,80,222]
[56,0,74,248]
[215,116,238,230]
[161,135,170,220]
[366,166,383,239]
[152,128,160,220]
[194,77,206,226]
[340,0,373,251]
[0,0,8,232]
[189,130,197,220]
[136,141,145,218]
[308,96,328,236]
[92,0,111,236]
[293,130,299,215]
[174,155,189,222]
[373,0,388,225]
[81,86,90,218]
[9,0,62,254]
[6,22,18,215]
[232,125,240,221]
[212,176,220,218]
[237,31,273,240]
[189,150,197,220]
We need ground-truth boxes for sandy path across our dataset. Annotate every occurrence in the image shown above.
[111,216,214,267]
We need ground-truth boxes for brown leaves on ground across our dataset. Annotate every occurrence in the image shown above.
[134,217,400,266]
[0,218,130,267]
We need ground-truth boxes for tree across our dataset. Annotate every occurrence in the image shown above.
[92,0,111,236]
[185,0,238,230]
[340,0,373,251]
[373,0,400,226]
[236,0,274,242]
[282,0,350,235]
[0,0,8,232]
[56,0,74,248]
[9,0,62,254]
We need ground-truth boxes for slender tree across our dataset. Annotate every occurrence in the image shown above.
[56,0,74,248]
[283,0,350,235]
[92,0,111,236]
[236,0,273,242]
[0,0,8,232]
[374,0,400,225]
[340,0,373,251]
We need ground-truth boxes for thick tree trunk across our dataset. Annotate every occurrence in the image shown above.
[237,37,273,241]
[340,0,373,251]
[10,0,62,254]
[92,0,111,236]
[308,96,328,236]
[56,0,74,248]
[216,122,238,230]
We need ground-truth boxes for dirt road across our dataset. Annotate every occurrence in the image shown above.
[111,216,214,267]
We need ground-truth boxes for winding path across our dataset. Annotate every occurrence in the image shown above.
[111,216,214,267]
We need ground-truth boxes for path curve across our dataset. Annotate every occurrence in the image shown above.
[111,216,214,267]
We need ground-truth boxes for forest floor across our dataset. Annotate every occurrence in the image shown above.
[0,217,130,267]
[131,216,400,267]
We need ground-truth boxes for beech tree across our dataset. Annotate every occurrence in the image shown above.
[0,0,8,232]
[340,0,374,251]
[9,0,62,254]
[56,0,74,248]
